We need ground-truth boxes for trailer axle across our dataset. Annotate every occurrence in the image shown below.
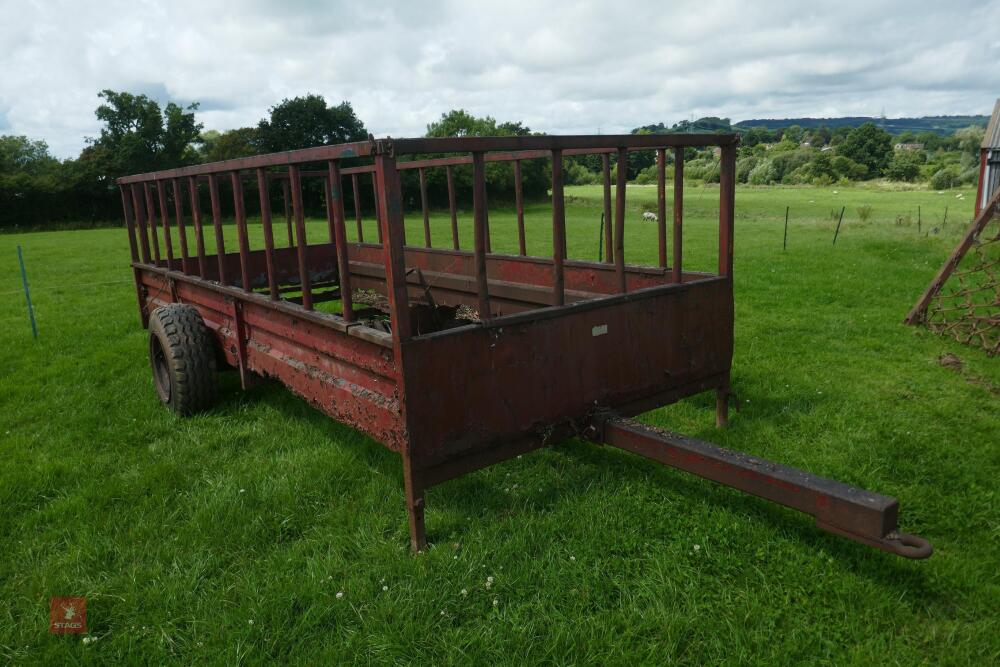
[583,417,932,559]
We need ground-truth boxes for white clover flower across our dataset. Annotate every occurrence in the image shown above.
[336,591,344,599]
[248,619,254,625]
[570,555,576,562]
[239,488,246,493]
[493,598,499,606]
[382,585,388,591]
[461,589,468,596]
[693,544,701,551]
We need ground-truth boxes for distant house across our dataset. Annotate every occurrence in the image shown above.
[976,98,1000,216]
[820,145,834,152]
[800,141,812,148]
[894,142,925,152]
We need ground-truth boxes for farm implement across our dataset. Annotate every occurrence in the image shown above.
[117,133,932,559]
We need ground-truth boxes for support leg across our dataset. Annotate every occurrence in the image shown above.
[403,456,427,552]
[716,385,730,428]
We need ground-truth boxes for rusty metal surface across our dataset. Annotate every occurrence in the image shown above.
[403,278,733,468]
[588,418,931,559]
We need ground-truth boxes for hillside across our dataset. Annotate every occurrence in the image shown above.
[733,115,989,135]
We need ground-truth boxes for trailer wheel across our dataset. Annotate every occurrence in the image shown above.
[148,304,218,415]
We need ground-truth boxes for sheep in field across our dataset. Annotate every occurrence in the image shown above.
[642,211,657,223]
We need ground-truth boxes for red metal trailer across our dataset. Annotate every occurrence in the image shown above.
[117,134,931,559]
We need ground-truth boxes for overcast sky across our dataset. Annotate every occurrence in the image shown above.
[1,0,998,158]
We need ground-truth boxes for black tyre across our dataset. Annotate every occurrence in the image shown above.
[148,304,218,415]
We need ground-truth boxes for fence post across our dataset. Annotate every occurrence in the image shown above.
[17,245,38,339]
[832,206,845,246]
[783,205,789,250]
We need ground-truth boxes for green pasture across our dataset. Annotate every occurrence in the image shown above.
[1,183,997,665]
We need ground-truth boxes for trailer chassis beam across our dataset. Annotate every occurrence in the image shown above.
[583,417,932,559]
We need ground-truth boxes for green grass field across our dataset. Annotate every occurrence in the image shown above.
[1,183,998,665]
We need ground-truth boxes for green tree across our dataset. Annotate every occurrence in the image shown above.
[421,110,548,203]
[915,131,943,151]
[90,89,202,180]
[427,109,500,137]
[257,95,366,152]
[837,123,893,177]
[885,150,923,181]
[0,136,58,175]
[200,127,259,163]
[953,125,985,156]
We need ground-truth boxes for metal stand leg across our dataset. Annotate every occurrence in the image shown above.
[403,458,426,552]
[716,385,730,428]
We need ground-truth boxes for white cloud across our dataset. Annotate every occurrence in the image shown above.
[0,0,998,158]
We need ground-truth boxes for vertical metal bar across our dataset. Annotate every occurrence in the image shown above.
[130,184,151,264]
[373,154,412,342]
[656,148,667,268]
[673,147,684,284]
[484,187,492,254]
[602,154,613,263]
[281,178,294,247]
[324,169,337,244]
[207,173,227,284]
[187,176,207,279]
[328,161,355,322]
[719,144,736,278]
[514,159,526,255]
[446,165,459,250]
[371,171,383,244]
[119,185,139,263]
[16,246,38,339]
[419,167,431,248]
[171,178,189,274]
[351,173,364,242]
[288,165,312,310]
[231,172,252,291]
[614,148,628,293]
[256,169,279,300]
[143,183,162,265]
[551,150,566,306]
[472,152,491,319]
[156,181,174,270]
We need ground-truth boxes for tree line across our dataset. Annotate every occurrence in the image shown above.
[0,92,987,230]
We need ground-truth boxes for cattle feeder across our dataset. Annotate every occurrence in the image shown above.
[117,134,931,559]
